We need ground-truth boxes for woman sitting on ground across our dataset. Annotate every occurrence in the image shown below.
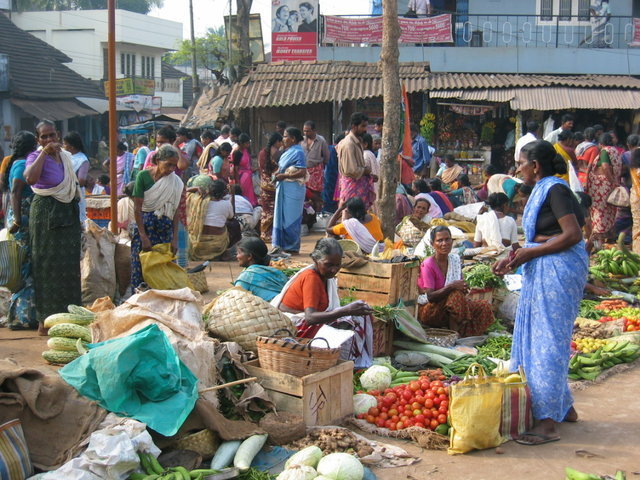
[417,226,494,337]
[428,178,455,215]
[396,198,432,247]
[186,178,235,261]
[233,237,288,302]
[326,197,383,254]
[412,179,443,218]
[272,238,374,368]
[447,174,479,206]
[474,192,520,250]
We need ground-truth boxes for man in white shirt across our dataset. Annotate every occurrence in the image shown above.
[215,125,231,145]
[544,114,574,144]
[514,120,539,163]
[408,0,431,14]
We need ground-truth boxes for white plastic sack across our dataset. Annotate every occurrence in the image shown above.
[568,162,583,193]
[40,416,160,480]
[81,219,117,304]
[453,202,484,220]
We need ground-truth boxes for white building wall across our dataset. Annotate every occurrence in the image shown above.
[11,10,182,80]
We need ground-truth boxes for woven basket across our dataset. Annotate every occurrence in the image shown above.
[204,288,292,352]
[188,270,209,293]
[424,328,459,348]
[338,239,361,254]
[256,329,341,376]
[173,429,219,460]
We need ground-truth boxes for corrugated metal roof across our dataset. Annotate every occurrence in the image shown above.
[431,89,516,102]
[225,61,430,109]
[510,87,640,110]
[427,73,640,90]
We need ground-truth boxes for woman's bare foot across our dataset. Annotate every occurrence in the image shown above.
[514,418,560,445]
[37,323,48,336]
[564,406,578,422]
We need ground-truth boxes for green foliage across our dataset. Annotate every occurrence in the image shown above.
[13,0,163,14]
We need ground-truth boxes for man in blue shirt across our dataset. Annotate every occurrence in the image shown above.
[411,123,431,178]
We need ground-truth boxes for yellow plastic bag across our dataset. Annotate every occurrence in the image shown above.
[139,243,192,290]
[448,364,504,454]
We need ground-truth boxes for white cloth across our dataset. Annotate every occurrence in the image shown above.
[487,174,512,196]
[233,195,254,214]
[408,0,430,14]
[31,149,80,203]
[444,252,462,286]
[92,185,105,195]
[514,132,537,163]
[568,161,583,193]
[544,126,564,144]
[270,265,374,368]
[543,116,556,139]
[474,211,517,247]
[141,172,183,219]
[365,149,380,198]
[415,192,443,218]
[203,199,234,227]
[342,217,380,254]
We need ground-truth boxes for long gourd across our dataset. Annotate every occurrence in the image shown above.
[393,340,466,360]
[233,434,268,471]
[210,440,242,470]
[394,349,453,367]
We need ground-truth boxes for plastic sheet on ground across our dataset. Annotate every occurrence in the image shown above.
[60,324,199,436]
[40,414,160,480]
[90,288,219,407]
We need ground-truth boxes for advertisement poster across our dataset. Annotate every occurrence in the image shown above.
[323,14,453,45]
[271,0,318,61]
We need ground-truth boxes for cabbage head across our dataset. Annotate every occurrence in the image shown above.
[359,365,392,391]
[277,465,318,480]
[352,394,377,415]
[285,446,323,469]
[317,453,364,480]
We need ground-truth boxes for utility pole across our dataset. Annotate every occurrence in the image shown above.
[379,0,401,238]
[107,0,118,234]
[189,0,200,96]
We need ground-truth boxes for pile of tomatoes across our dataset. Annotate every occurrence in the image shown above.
[624,317,640,332]
[355,377,449,431]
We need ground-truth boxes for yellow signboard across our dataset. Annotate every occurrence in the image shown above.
[104,77,155,97]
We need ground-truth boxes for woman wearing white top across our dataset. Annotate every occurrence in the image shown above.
[186,179,234,261]
[474,193,520,250]
[63,131,89,222]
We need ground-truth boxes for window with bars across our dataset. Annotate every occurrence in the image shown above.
[559,0,571,20]
[540,0,553,21]
[577,0,590,21]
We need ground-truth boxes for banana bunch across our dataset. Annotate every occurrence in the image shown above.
[129,453,220,480]
[590,247,640,280]
[569,341,640,381]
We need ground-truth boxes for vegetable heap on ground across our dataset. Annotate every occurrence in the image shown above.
[277,446,364,480]
[589,236,640,293]
[42,305,95,365]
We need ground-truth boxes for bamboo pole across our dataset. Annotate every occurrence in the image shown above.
[107,0,118,234]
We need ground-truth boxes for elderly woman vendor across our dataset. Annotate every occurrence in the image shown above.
[417,226,494,337]
[271,238,375,368]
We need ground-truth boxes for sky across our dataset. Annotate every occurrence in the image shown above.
[148,0,369,50]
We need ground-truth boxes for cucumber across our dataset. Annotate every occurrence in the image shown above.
[394,349,454,367]
[233,434,268,472]
[393,340,466,360]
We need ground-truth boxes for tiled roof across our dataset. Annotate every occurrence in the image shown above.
[0,13,104,100]
[427,73,640,90]
[225,61,430,109]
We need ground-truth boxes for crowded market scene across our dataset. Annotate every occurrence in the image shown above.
[2,0,640,479]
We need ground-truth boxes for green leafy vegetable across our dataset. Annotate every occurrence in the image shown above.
[477,336,512,360]
[579,299,602,320]
[463,264,505,289]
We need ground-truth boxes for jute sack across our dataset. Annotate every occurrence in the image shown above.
[204,287,292,352]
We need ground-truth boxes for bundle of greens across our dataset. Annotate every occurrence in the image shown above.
[463,263,505,289]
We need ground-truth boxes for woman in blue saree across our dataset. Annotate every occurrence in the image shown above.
[494,140,588,446]
[234,237,288,301]
[272,127,307,254]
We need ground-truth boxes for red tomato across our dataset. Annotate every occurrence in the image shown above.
[409,381,420,392]
[423,398,434,409]
[411,401,421,410]
[422,409,433,419]
[438,406,448,415]
[369,390,380,397]
[437,414,447,424]
[400,415,410,423]
[439,394,448,401]
[431,408,439,417]
[403,407,413,416]
[440,400,449,408]
[420,381,431,391]
[385,419,394,429]
[379,412,388,420]
[413,409,422,416]
[384,392,397,405]
[430,419,439,430]
[376,418,386,428]
[415,414,426,423]
[389,423,397,431]
[414,421,426,429]
[388,408,398,417]
[444,386,449,394]
[402,390,413,401]
[426,391,436,400]
[398,399,407,407]
[415,389,424,397]
[433,397,442,407]
[415,395,425,405]
[396,421,404,430]
[366,415,375,424]
[381,406,389,413]
[384,388,394,395]
[436,387,446,395]
[368,407,380,417]
[356,413,365,419]
[390,415,399,423]
[405,418,415,427]
[431,381,443,387]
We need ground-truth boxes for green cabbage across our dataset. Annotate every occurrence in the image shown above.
[277,465,318,480]
[316,453,364,480]
[359,365,392,391]
[285,446,323,469]
[352,393,378,415]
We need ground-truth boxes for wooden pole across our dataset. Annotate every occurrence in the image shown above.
[107,0,118,234]
[189,0,200,96]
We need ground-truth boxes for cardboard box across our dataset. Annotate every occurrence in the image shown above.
[243,359,354,426]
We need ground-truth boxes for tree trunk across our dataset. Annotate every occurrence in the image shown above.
[379,0,402,238]
[236,0,253,80]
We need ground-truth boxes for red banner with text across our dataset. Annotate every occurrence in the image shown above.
[323,14,453,44]
[271,0,319,61]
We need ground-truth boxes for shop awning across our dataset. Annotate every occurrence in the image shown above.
[431,86,640,110]
[11,99,98,121]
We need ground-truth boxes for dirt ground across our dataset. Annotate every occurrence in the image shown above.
[2,230,639,479]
